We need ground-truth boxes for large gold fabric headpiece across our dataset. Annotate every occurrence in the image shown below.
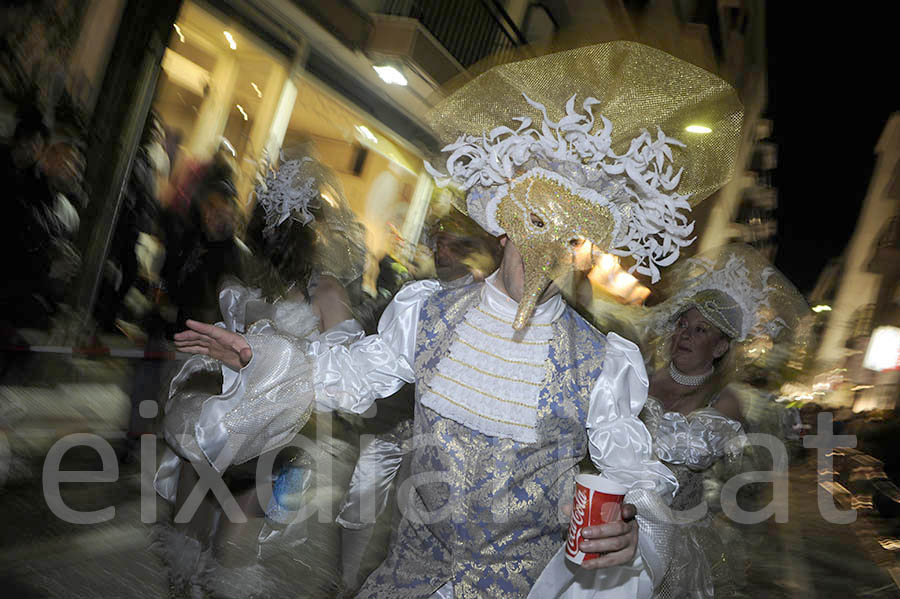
[425,41,743,328]
[427,41,742,205]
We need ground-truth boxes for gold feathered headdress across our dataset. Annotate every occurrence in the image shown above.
[425,41,743,329]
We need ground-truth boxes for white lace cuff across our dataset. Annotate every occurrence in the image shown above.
[195,319,318,471]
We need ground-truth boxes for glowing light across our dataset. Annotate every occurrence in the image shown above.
[236,104,248,121]
[320,191,338,208]
[356,125,378,144]
[373,65,408,86]
[250,82,262,98]
[850,495,874,510]
[628,285,651,305]
[598,253,618,273]
[863,326,900,372]
[611,271,638,293]
[819,480,851,497]
[811,304,832,313]
[223,31,237,50]
[851,384,874,391]
[173,23,185,43]
[685,124,712,134]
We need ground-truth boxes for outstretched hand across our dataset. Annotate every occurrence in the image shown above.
[174,320,252,371]
[561,501,639,569]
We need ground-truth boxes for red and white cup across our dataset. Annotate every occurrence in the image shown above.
[565,474,627,565]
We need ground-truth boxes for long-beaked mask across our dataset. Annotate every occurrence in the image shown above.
[495,168,619,329]
[424,42,744,328]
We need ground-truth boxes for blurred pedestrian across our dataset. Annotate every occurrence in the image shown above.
[0,101,60,328]
[160,158,244,334]
[95,111,164,333]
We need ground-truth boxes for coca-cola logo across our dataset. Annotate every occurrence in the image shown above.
[566,487,589,555]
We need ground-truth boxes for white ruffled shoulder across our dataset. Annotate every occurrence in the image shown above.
[586,333,679,500]
[642,397,745,471]
[310,278,441,415]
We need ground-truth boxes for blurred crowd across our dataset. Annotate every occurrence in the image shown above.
[0,93,503,345]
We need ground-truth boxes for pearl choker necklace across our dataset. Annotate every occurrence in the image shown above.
[668,362,714,387]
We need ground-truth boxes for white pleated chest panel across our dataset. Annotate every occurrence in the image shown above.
[420,303,552,443]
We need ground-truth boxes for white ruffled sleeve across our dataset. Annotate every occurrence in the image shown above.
[309,279,440,414]
[194,316,330,472]
[586,333,678,499]
[189,284,368,474]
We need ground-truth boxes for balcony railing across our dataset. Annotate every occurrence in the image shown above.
[375,0,526,68]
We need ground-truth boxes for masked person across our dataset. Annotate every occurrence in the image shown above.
[174,41,743,598]
[336,211,502,591]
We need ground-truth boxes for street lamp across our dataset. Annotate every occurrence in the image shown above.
[373,65,408,86]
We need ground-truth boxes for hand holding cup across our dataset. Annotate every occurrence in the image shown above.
[564,474,638,569]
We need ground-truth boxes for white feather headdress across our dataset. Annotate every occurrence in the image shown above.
[253,155,319,234]
[425,93,694,282]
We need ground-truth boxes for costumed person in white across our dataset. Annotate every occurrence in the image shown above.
[153,145,370,598]
[175,41,744,598]
[639,244,808,598]
[587,243,808,598]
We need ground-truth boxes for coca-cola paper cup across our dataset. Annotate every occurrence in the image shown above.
[565,474,627,565]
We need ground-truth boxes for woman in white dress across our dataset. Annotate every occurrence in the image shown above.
[633,244,808,598]
[153,146,370,599]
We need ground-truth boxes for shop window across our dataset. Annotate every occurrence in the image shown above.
[153,1,286,206]
[284,75,423,261]
[151,1,430,276]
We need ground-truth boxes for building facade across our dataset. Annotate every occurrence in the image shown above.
[814,114,900,411]
[2,0,776,334]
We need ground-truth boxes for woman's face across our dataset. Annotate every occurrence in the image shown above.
[670,307,730,374]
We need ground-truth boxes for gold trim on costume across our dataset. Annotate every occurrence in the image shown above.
[456,338,546,367]
[447,356,543,387]
[475,306,552,328]
[425,387,536,429]
[435,372,537,409]
[461,321,547,346]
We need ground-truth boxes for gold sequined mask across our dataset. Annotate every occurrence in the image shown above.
[497,168,618,329]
